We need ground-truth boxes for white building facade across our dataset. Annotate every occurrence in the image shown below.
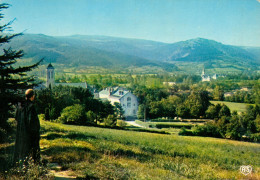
[99,87,138,119]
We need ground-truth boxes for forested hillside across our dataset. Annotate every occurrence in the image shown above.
[7,34,260,73]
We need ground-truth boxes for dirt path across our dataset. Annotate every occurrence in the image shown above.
[48,163,77,180]
[126,121,145,128]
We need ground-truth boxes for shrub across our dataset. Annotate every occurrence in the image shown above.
[216,116,230,137]
[104,115,117,127]
[86,110,97,125]
[58,104,86,125]
[148,124,156,128]
[117,120,127,128]
[6,157,52,179]
[155,123,193,129]
[255,115,260,132]
[225,114,243,140]
[129,128,169,134]
[38,114,45,121]
[192,122,222,138]
[179,127,194,136]
[249,133,260,143]
[206,105,218,119]
[219,105,231,117]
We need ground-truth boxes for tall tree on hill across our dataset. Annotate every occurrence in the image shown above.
[0,3,42,129]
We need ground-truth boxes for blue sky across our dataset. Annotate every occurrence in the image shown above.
[3,0,260,46]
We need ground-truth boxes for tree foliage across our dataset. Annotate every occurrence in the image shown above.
[0,3,42,129]
[35,85,116,125]
[58,104,86,125]
[114,102,124,119]
[104,114,117,127]
[184,104,260,142]
[213,86,224,101]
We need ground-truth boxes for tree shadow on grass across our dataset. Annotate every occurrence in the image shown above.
[40,126,67,135]
[42,132,153,166]
[42,146,99,164]
[65,132,97,140]
[42,132,97,141]
[104,148,151,163]
[140,146,199,159]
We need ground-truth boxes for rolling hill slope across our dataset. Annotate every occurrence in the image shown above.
[7,34,159,68]
[152,38,256,62]
[5,33,260,73]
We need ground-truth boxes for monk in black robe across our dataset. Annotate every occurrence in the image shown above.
[13,89,40,165]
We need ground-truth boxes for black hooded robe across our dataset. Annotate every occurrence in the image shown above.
[13,100,40,165]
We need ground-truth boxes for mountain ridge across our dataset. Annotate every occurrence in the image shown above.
[5,33,260,73]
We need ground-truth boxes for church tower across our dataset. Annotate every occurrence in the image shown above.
[202,68,205,76]
[46,63,55,89]
[201,68,210,82]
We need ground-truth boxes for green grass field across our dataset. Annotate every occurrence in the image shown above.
[210,101,251,113]
[1,120,259,179]
[39,121,260,179]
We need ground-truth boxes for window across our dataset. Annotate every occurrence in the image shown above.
[49,71,53,79]
[127,97,131,107]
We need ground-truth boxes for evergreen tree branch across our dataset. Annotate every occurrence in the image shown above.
[0,48,24,62]
[0,33,22,45]
[9,58,43,74]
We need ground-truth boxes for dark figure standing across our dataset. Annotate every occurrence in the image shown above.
[13,89,40,166]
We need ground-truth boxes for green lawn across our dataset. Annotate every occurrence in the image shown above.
[1,120,259,179]
[210,101,252,113]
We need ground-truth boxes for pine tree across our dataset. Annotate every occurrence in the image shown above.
[0,3,42,129]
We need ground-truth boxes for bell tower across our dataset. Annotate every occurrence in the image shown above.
[202,68,205,76]
[46,63,55,89]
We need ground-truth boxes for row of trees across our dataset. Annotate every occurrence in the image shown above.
[132,84,259,142]
[133,85,211,119]
[59,73,260,104]
[225,91,255,104]
[56,73,202,84]
[54,73,204,90]
[182,104,260,142]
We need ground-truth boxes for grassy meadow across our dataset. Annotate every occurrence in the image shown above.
[0,119,259,179]
[210,101,251,114]
[36,120,260,179]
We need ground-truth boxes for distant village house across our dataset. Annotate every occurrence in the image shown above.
[99,87,138,119]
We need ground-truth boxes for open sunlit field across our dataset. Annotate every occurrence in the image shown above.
[35,120,260,179]
[210,101,251,114]
[1,120,259,179]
